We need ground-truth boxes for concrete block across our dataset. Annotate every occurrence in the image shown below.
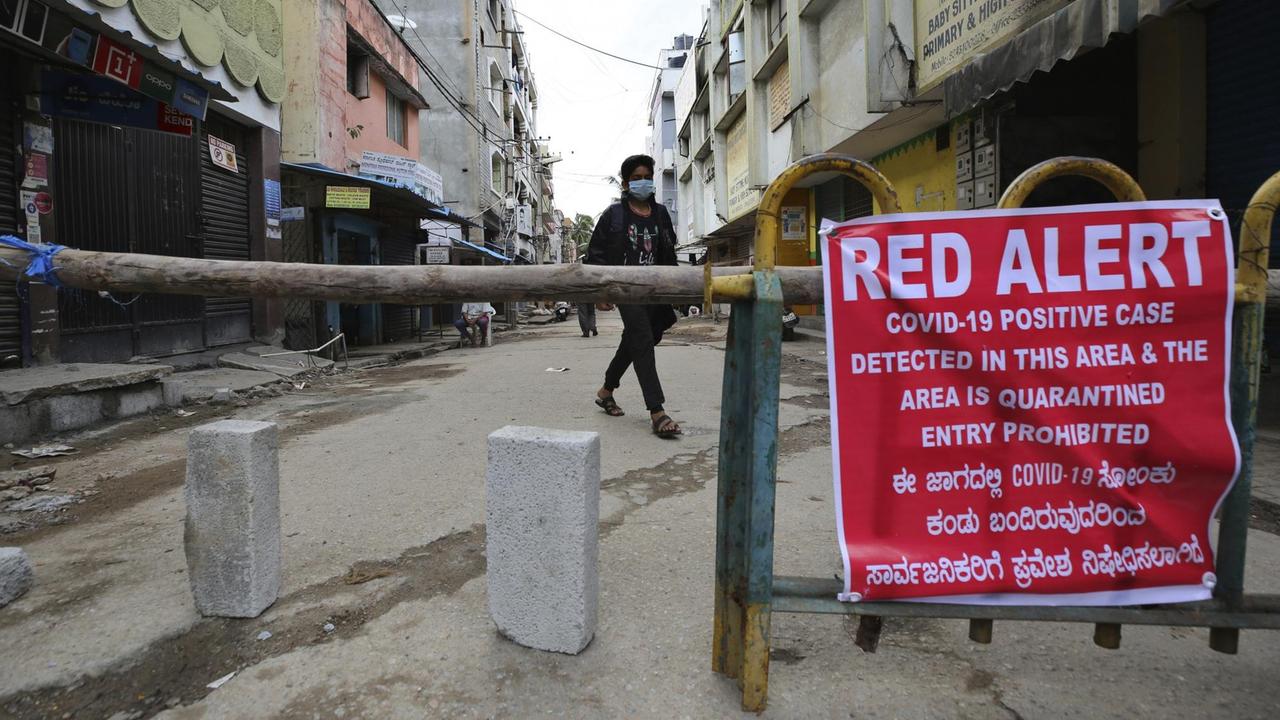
[0,547,34,608]
[162,379,187,407]
[486,426,600,654]
[184,420,281,618]
[47,393,104,433]
[115,385,164,417]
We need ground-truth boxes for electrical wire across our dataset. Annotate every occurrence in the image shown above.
[513,10,665,70]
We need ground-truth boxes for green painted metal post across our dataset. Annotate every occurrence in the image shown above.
[740,271,783,711]
[714,302,749,678]
[712,271,783,712]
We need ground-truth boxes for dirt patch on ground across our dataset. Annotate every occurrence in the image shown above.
[779,352,829,391]
[1249,497,1280,535]
[337,362,464,390]
[0,526,486,720]
[2,458,187,546]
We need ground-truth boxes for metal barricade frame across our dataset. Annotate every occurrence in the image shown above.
[710,153,1280,711]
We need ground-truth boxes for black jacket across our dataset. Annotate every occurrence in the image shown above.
[584,201,680,268]
[583,200,679,340]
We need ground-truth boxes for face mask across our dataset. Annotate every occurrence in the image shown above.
[627,179,655,200]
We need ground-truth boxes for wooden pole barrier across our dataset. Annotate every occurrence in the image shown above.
[0,246,825,305]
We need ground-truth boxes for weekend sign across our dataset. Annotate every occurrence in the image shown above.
[821,202,1239,605]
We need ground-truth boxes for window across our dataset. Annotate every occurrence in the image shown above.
[489,62,504,114]
[491,152,505,194]
[767,0,786,48]
[726,26,746,106]
[346,42,370,98]
[386,93,406,146]
[489,0,501,29]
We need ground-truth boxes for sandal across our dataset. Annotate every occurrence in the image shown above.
[595,395,625,417]
[651,414,682,438]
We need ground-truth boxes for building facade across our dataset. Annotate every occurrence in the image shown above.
[675,0,1278,318]
[279,0,447,349]
[376,0,559,265]
[646,35,694,245]
[2,0,285,367]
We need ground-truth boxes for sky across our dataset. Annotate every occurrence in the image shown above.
[515,0,707,221]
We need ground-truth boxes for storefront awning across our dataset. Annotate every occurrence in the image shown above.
[282,162,476,226]
[943,0,1189,115]
[454,238,512,263]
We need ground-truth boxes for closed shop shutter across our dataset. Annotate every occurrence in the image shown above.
[379,228,416,342]
[1207,0,1280,262]
[200,116,254,344]
[54,118,204,361]
[0,79,20,365]
[815,176,872,224]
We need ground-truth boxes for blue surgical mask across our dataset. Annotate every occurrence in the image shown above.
[627,179,655,200]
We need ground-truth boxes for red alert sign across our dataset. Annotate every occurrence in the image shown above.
[821,201,1239,605]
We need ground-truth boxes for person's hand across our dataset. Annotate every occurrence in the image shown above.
[596,303,614,312]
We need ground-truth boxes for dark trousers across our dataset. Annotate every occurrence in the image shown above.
[578,303,596,334]
[454,315,489,340]
[604,304,665,411]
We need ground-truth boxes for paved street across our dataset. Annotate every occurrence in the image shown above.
[1,314,1279,719]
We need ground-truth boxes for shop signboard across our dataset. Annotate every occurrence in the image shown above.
[40,69,193,137]
[725,115,753,221]
[822,201,1238,605]
[914,0,1071,91]
[326,186,371,209]
[359,151,444,206]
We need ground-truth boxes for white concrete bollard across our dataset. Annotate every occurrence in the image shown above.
[184,420,281,618]
[486,426,600,654]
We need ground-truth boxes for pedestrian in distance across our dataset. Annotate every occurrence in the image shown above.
[454,301,495,347]
[585,154,682,438]
[578,301,598,337]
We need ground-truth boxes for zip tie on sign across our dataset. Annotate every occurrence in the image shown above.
[0,234,67,288]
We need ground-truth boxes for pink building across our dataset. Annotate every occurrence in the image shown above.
[279,0,460,350]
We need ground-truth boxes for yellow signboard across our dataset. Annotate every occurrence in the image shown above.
[725,115,754,221]
[914,0,1071,91]
[326,186,371,209]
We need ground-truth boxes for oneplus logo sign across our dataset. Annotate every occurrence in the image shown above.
[92,37,141,90]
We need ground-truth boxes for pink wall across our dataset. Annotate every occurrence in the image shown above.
[286,0,423,171]
[343,72,419,167]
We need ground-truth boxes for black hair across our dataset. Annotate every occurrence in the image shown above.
[620,154,655,180]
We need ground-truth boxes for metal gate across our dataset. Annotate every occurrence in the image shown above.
[0,79,21,366]
[53,118,204,362]
[200,116,254,346]
[379,228,416,342]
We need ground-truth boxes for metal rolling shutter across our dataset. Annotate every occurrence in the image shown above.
[1206,0,1280,263]
[379,229,416,342]
[0,83,20,364]
[815,176,872,224]
[200,118,253,344]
